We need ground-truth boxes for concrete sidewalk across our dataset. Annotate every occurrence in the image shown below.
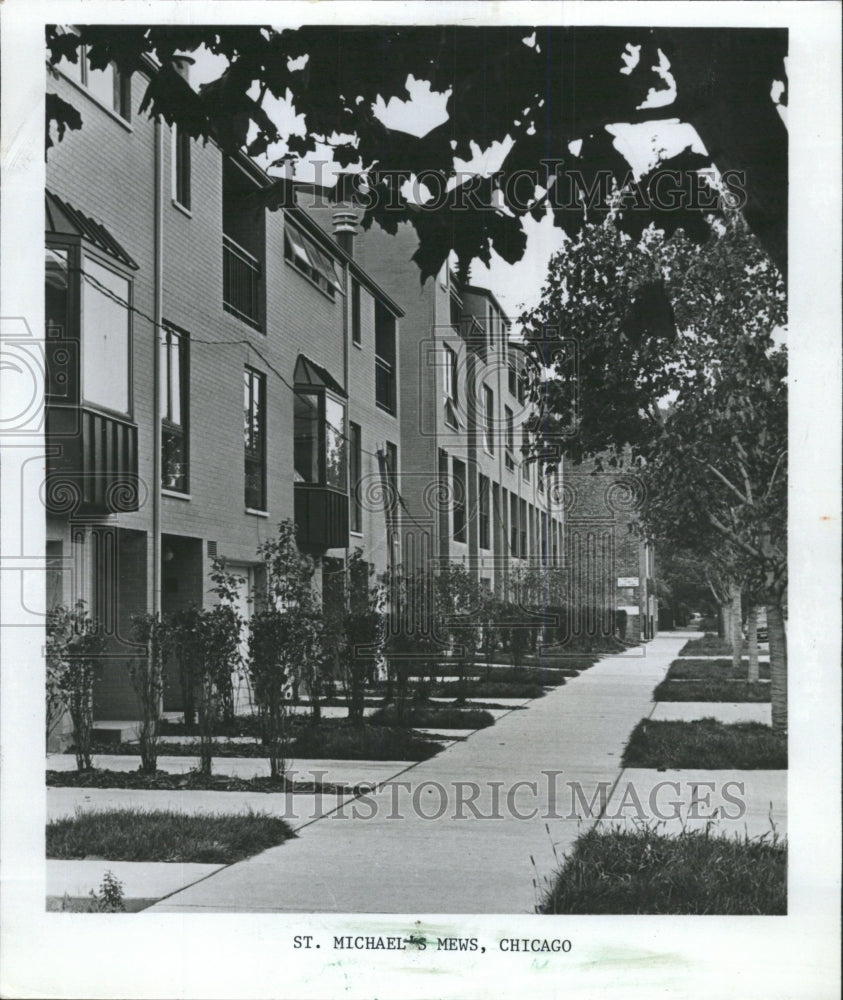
[151,633,698,914]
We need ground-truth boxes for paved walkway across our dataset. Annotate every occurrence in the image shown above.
[150,633,699,914]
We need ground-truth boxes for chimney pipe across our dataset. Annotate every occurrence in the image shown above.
[332,209,359,257]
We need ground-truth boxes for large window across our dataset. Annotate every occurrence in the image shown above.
[483,384,495,454]
[519,499,528,559]
[349,421,362,533]
[244,367,266,510]
[160,324,189,493]
[522,427,531,482]
[173,125,191,210]
[375,304,397,414]
[61,44,131,121]
[82,256,131,415]
[453,458,467,543]
[508,358,518,397]
[479,474,490,550]
[510,493,519,556]
[294,390,347,489]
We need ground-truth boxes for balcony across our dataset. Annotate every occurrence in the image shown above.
[45,405,139,514]
[223,233,262,330]
[294,483,349,552]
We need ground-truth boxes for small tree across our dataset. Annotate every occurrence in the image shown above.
[127,613,173,774]
[250,521,323,778]
[435,563,482,705]
[45,602,105,771]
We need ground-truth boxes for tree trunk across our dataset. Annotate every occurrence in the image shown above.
[767,601,787,736]
[718,601,730,640]
[729,581,743,674]
[746,605,760,683]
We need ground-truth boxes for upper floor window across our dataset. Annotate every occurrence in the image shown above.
[223,158,265,330]
[160,324,189,493]
[505,407,515,471]
[351,280,362,346]
[520,499,528,558]
[479,474,491,550]
[284,221,342,299]
[349,421,362,533]
[172,125,191,210]
[82,256,131,416]
[522,427,531,482]
[453,458,467,543]
[510,492,518,556]
[375,303,397,415]
[483,384,495,454]
[443,343,459,428]
[61,44,132,121]
[508,357,518,397]
[244,367,267,510]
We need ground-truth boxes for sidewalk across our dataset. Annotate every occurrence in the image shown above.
[150,633,697,914]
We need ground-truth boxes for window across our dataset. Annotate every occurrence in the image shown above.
[483,384,495,454]
[160,324,189,493]
[522,427,531,482]
[508,357,518,397]
[349,422,362,533]
[444,343,459,428]
[173,125,191,210]
[351,280,362,346]
[62,44,132,121]
[82,256,131,415]
[541,511,548,565]
[520,498,528,558]
[284,222,342,299]
[510,493,519,556]
[381,441,399,517]
[453,458,467,543]
[505,407,515,471]
[479,474,490,549]
[518,369,528,404]
[375,303,397,414]
[294,390,347,489]
[244,367,266,510]
[223,159,265,330]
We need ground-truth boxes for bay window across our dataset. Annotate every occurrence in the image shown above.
[82,256,131,415]
[294,389,347,489]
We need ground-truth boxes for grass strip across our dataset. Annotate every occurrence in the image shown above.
[539,825,786,914]
[621,718,787,769]
[368,705,495,730]
[47,808,294,864]
[47,769,362,794]
[666,658,770,681]
[431,681,544,699]
[653,678,772,703]
[679,635,751,657]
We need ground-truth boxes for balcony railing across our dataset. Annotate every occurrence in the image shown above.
[44,404,140,514]
[294,483,349,551]
[223,233,262,330]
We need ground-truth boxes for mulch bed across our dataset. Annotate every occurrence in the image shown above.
[46,768,368,795]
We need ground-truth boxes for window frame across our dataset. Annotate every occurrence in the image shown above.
[453,457,467,543]
[483,383,495,455]
[60,42,132,123]
[160,322,190,494]
[172,123,192,212]
[351,279,362,346]
[478,473,491,550]
[293,387,348,490]
[244,366,267,511]
[505,406,515,470]
[375,303,397,416]
[349,421,363,534]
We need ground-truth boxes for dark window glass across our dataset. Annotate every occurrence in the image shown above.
[520,498,527,559]
[349,421,362,533]
[174,125,191,210]
[294,392,320,483]
[244,367,266,509]
[484,384,494,453]
[479,474,490,550]
[453,458,467,543]
[161,325,189,493]
[510,492,518,556]
[375,304,396,414]
[351,280,361,345]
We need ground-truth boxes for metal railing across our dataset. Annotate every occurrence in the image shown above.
[223,233,262,330]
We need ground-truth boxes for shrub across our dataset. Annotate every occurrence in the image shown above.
[127,613,173,774]
[45,602,105,771]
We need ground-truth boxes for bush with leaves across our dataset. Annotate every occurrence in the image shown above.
[250,521,323,778]
[45,602,105,770]
[127,613,173,774]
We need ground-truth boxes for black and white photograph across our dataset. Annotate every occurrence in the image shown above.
[0,2,840,998]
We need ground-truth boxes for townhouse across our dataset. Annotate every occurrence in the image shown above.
[45,49,402,722]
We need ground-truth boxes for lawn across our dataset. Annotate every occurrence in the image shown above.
[539,825,786,914]
[679,635,751,656]
[46,769,359,793]
[622,718,787,769]
[431,679,544,700]
[653,678,772,702]
[368,704,495,729]
[47,808,294,864]
[666,658,770,681]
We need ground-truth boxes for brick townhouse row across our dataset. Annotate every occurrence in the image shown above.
[44,47,653,725]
